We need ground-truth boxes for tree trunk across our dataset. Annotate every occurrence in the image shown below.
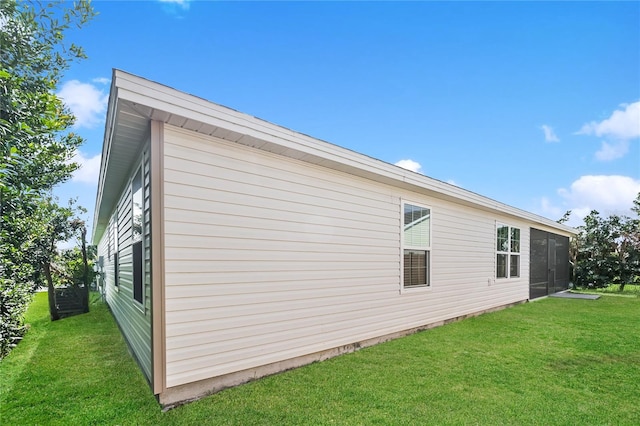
[80,226,89,312]
[44,262,60,321]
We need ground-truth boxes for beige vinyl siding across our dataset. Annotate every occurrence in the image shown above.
[100,144,153,383]
[162,125,533,388]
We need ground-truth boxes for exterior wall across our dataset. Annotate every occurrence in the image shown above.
[97,140,153,382]
[162,125,535,389]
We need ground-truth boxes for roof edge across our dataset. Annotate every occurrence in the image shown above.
[93,69,577,238]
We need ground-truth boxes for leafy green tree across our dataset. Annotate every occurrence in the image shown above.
[35,199,77,321]
[574,210,619,288]
[0,0,94,357]
[617,194,640,291]
[59,245,97,290]
[557,210,572,224]
[572,193,640,290]
[61,215,94,313]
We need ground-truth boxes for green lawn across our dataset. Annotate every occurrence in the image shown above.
[1,292,639,425]
[575,283,640,298]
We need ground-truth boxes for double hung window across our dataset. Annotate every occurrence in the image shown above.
[496,224,520,279]
[132,167,144,305]
[403,203,431,288]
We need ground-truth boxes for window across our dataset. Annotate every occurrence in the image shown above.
[132,167,144,305]
[403,203,431,288]
[496,224,520,279]
[107,218,112,259]
[114,213,119,287]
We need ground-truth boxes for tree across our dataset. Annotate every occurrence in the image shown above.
[68,216,94,312]
[558,210,572,225]
[573,210,619,288]
[35,199,77,321]
[58,245,97,296]
[617,194,640,291]
[0,0,94,358]
[572,193,640,290]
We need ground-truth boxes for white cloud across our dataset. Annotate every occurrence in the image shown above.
[537,175,640,227]
[594,140,630,161]
[558,175,640,221]
[92,77,110,85]
[541,124,559,142]
[158,0,191,13]
[447,179,459,186]
[71,151,102,185]
[539,196,564,219]
[394,159,422,173]
[159,0,190,5]
[577,101,640,141]
[57,80,108,129]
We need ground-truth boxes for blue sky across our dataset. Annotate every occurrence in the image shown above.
[55,0,640,237]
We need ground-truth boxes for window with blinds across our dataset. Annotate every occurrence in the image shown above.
[403,203,431,288]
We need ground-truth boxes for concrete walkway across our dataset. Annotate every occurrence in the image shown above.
[550,291,600,300]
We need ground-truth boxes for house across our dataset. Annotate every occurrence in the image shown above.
[92,70,575,407]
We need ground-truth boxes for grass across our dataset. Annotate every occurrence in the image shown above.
[1,293,639,425]
[575,283,640,298]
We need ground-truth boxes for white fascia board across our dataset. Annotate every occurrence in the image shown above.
[91,72,120,245]
[110,70,577,236]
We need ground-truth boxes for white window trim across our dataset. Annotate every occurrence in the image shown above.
[401,200,432,294]
[496,222,521,280]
